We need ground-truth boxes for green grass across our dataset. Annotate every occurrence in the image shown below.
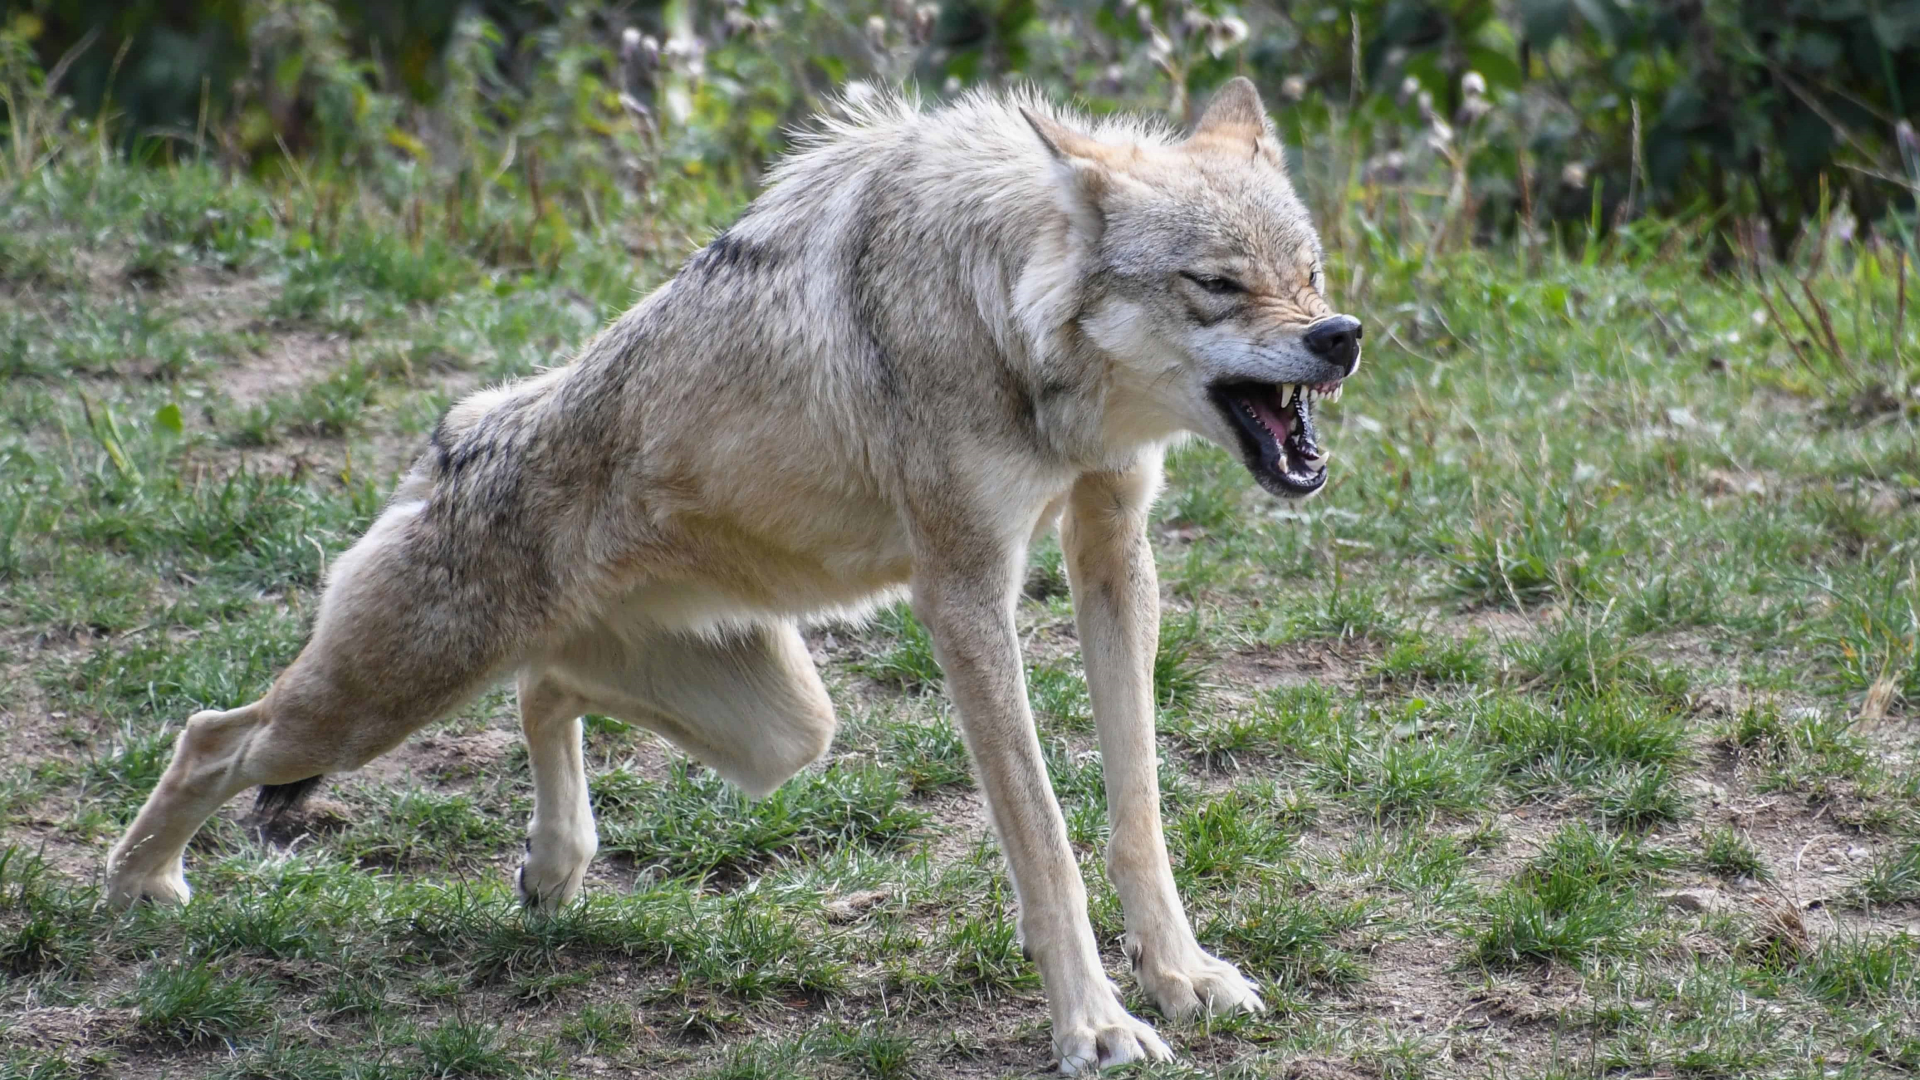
[1799,933,1920,1004]
[1311,727,1493,821]
[593,759,926,881]
[1201,887,1374,993]
[937,900,1040,995]
[880,708,972,794]
[1368,629,1491,686]
[1502,614,1690,701]
[1590,762,1688,830]
[855,603,942,693]
[1851,842,1920,906]
[1477,692,1689,796]
[132,960,274,1045]
[1169,788,1298,885]
[1153,610,1210,713]
[1,42,1918,1080]
[1470,824,1673,968]
[1442,489,1619,609]
[334,787,517,870]
[1697,826,1771,882]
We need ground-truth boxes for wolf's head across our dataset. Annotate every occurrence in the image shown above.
[1024,78,1360,498]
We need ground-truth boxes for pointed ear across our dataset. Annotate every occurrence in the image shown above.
[1191,76,1273,140]
[1020,105,1108,164]
[1020,106,1116,244]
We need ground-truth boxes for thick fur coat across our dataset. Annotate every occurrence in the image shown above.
[106,78,1362,1073]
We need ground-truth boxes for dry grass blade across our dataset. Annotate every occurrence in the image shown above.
[1743,896,1813,965]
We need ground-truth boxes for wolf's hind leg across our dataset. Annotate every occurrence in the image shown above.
[104,675,412,908]
[554,621,837,800]
[106,500,526,909]
[104,702,272,908]
[513,673,595,911]
[105,648,505,909]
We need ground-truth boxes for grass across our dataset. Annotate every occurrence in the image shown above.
[1442,490,1619,609]
[1201,887,1374,993]
[1,43,1918,1080]
[856,603,942,693]
[593,759,926,881]
[1477,692,1689,796]
[1470,824,1672,968]
[132,960,274,1046]
[1851,842,1920,906]
[1799,933,1920,1004]
[1698,826,1771,882]
[1369,629,1491,686]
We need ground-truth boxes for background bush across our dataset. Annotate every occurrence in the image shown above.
[7,0,1919,257]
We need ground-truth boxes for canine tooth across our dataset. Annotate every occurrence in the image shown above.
[1278,384,1295,406]
[1330,385,1342,403]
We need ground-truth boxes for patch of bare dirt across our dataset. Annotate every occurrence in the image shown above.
[1281,1061,1378,1080]
[1464,971,1594,1026]
[1219,637,1386,693]
[920,789,992,868]
[143,264,276,334]
[219,327,350,406]
[1458,608,1541,639]
[1358,934,1478,1028]
[364,726,520,784]
[7,1005,138,1048]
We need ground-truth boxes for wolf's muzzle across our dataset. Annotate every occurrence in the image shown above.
[1304,314,1363,376]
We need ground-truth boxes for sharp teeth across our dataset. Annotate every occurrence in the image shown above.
[1278,384,1296,406]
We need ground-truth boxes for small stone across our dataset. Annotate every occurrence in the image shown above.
[1656,888,1721,913]
[825,888,890,922]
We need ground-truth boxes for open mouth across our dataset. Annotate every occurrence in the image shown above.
[1209,380,1341,497]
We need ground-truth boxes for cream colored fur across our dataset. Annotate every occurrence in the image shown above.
[105,78,1360,1073]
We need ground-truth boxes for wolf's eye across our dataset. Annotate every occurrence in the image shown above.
[1181,272,1244,295]
[1310,268,1324,291]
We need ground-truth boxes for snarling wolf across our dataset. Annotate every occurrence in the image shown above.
[107,77,1361,1072]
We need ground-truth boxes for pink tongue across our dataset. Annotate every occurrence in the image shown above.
[1248,395,1293,443]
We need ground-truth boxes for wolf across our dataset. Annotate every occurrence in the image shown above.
[105,77,1360,1072]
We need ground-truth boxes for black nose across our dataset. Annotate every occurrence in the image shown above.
[1303,314,1362,374]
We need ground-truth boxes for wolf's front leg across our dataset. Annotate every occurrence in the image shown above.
[1063,460,1266,1022]
[513,674,596,911]
[914,552,1171,1075]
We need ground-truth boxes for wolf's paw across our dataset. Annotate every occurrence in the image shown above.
[105,866,191,910]
[1054,1005,1172,1074]
[514,833,594,912]
[1134,946,1265,1022]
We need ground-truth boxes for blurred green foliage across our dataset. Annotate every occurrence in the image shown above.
[1251,0,1920,250]
[4,0,1918,251]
